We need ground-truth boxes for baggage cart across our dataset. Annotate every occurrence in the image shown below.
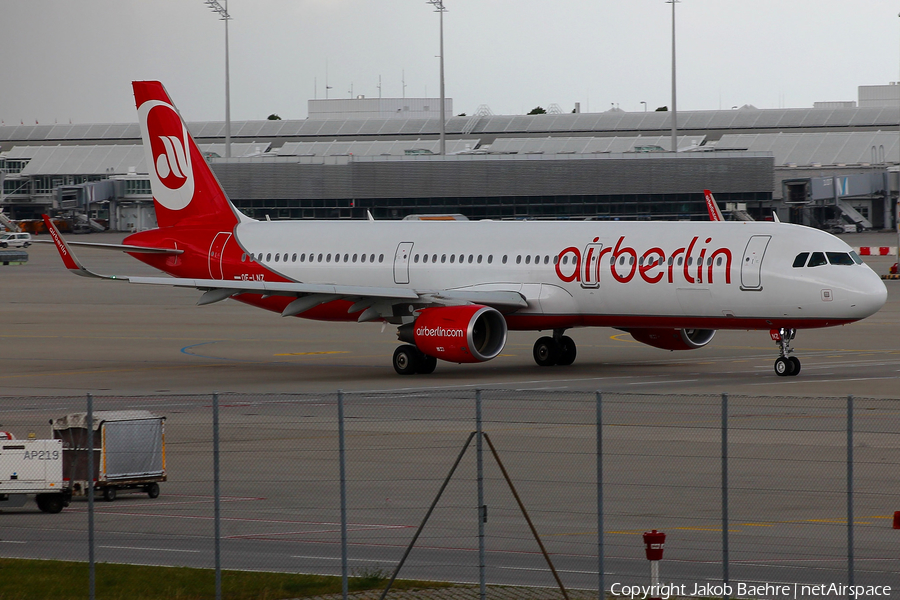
[52,410,166,501]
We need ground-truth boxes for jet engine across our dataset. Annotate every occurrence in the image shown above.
[626,328,716,351]
[398,305,508,363]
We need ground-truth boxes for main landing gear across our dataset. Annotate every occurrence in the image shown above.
[533,330,577,367]
[392,344,438,375]
[771,328,801,377]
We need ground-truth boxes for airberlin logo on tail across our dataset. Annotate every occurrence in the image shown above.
[155,135,188,183]
[137,99,195,211]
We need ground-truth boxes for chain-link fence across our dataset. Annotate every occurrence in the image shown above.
[1,391,898,599]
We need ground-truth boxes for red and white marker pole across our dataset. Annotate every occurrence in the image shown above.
[643,529,666,600]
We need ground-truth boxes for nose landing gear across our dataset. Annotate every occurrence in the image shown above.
[533,330,577,367]
[771,328,801,377]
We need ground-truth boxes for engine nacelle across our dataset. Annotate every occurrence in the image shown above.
[626,328,716,351]
[398,305,508,363]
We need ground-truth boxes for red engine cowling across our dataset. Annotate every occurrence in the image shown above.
[626,328,716,351]
[399,305,508,363]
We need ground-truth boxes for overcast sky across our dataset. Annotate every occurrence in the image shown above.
[3,0,900,125]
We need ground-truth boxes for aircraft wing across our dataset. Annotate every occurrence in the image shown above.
[41,215,526,316]
[30,239,184,254]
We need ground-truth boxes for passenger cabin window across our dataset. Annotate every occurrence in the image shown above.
[807,252,827,267]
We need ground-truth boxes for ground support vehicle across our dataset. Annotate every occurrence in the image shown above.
[0,439,70,513]
[52,411,166,501]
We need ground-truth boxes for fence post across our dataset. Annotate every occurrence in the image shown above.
[476,389,486,600]
[213,393,221,600]
[338,390,349,600]
[87,392,95,600]
[721,392,729,594]
[596,391,604,599]
[847,394,854,592]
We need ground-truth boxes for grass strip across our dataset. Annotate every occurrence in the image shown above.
[0,558,448,600]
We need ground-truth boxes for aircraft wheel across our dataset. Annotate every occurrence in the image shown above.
[417,353,437,375]
[393,345,420,375]
[774,357,794,377]
[557,336,577,366]
[788,356,801,376]
[533,337,559,367]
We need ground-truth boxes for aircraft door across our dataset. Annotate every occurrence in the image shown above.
[740,235,771,290]
[580,242,603,288]
[393,242,414,284]
[208,232,232,280]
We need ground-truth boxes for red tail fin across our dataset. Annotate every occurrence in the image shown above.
[133,81,241,230]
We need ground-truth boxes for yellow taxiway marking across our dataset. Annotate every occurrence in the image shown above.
[274,351,350,356]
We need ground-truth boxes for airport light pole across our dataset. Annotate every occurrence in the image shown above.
[667,0,679,153]
[206,0,232,159]
[427,0,447,155]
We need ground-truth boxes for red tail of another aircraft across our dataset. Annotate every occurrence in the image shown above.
[133,81,241,230]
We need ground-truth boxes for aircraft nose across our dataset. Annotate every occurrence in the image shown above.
[852,272,888,318]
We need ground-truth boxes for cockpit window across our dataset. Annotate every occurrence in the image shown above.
[792,252,809,268]
[849,251,864,265]
[807,252,827,267]
[826,252,855,266]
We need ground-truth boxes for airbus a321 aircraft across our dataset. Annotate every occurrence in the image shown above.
[44,81,888,377]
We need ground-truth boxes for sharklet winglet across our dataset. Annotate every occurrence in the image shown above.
[41,214,114,280]
[703,189,725,222]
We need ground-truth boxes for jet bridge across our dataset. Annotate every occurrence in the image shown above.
[783,172,887,230]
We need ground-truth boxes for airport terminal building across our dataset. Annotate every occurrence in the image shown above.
[2,85,898,232]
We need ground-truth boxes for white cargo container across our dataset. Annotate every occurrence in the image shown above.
[0,439,70,513]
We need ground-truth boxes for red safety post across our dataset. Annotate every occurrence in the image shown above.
[643,530,666,600]
[893,511,900,529]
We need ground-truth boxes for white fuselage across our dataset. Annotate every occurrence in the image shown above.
[229,219,887,330]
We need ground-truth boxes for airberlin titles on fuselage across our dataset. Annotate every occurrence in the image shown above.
[556,235,733,287]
